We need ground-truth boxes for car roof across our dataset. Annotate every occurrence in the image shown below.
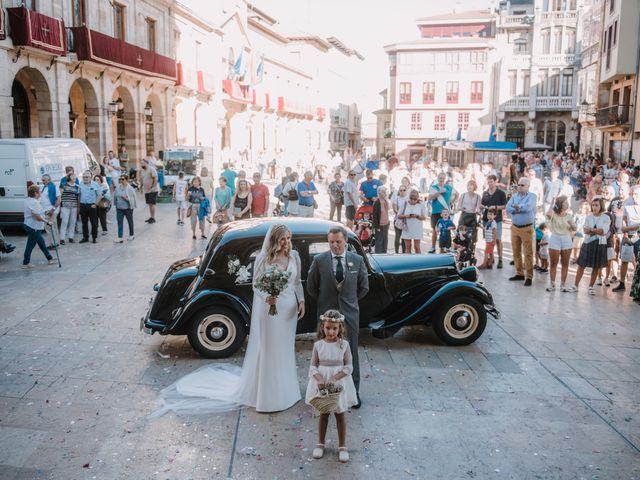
[219,218,357,244]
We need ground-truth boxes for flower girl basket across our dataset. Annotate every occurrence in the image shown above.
[309,384,343,414]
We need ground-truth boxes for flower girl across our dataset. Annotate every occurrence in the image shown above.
[306,310,358,463]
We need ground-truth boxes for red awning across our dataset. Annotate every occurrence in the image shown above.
[8,6,67,56]
[222,80,252,103]
[316,107,326,120]
[277,97,308,115]
[70,26,176,81]
[197,70,215,94]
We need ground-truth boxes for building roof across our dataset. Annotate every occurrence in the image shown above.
[326,36,365,60]
[384,36,493,51]
[416,9,493,23]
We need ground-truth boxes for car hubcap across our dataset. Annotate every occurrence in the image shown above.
[197,314,236,351]
[443,305,479,339]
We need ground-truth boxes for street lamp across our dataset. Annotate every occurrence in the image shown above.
[144,104,153,117]
[108,101,118,115]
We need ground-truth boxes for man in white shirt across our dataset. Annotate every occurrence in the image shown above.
[543,168,564,213]
[39,174,60,249]
[343,170,359,230]
[526,168,544,210]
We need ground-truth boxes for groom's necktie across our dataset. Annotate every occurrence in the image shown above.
[335,256,344,283]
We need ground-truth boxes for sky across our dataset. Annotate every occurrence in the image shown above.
[251,0,493,129]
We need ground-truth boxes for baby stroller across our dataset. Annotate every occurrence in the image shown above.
[354,204,375,252]
[452,225,477,270]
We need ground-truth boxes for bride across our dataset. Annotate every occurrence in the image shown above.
[151,224,305,417]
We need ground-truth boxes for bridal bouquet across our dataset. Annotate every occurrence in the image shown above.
[254,264,291,315]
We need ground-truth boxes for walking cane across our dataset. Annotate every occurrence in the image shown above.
[48,221,62,268]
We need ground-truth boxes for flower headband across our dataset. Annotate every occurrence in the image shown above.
[320,313,345,323]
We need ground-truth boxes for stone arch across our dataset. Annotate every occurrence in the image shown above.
[69,78,100,158]
[12,67,53,137]
[111,86,137,168]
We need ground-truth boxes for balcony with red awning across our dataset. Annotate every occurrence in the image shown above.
[197,71,215,95]
[7,6,67,56]
[70,26,176,81]
[222,80,253,103]
[316,107,326,120]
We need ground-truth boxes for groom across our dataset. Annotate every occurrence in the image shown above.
[307,225,369,408]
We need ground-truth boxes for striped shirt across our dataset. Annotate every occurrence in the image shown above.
[60,183,80,208]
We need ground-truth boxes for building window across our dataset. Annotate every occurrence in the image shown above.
[24,0,36,10]
[384,121,391,130]
[541,29,550,54]
[506,121,525,148]
[113,2,125,41]
[410,113,422,131]
[514,38,528,54]
[399,82,411,104]
[561,71,573,96]
[521,72,531,96]
[72,0,86,26]
[434,113,446,131]
[422,82,435,104]
[457,112,470,130]
[446,81,459,104]
[173,30,181,60]
[536,120,566,150]
[509,70,518,97]
[613,21,617,46]
[471,81,483,103]
[553,27,563,54]
[146,18,156,52]
[446,52,460,72]
[470,51,486,71]
[550,70,560,96]
[145,102,155,154]
[537,69,549,96]
[610,0,614,13]
[565,29,576,54]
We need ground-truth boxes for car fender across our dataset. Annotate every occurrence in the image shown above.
[167,289,251,333]
[369,280,494,331]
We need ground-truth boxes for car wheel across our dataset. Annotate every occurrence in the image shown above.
[187,307,246,358]
[432,296,486,346]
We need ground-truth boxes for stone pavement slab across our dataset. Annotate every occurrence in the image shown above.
[1,201,639,479]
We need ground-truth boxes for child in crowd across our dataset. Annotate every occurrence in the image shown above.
[173,171,188,225]
[536,222,550,273]
[452,225,470,253]
[306,310,357,463]
[478,208,497,269]
[436,209,456,253]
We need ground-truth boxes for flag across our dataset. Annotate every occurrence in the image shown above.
[255,55,264,85]
[233,51,245,79]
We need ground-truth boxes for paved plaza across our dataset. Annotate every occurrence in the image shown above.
[1,198,639,480]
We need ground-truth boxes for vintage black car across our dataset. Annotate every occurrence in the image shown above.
[141,219,500,358]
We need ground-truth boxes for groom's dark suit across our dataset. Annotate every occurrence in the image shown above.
[307,250,369,391]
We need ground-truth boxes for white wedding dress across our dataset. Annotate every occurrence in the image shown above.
[151,245,303,417]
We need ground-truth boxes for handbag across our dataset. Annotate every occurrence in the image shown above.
[186,205,192,218]
[288,183,298,201]
[394,203,408,231]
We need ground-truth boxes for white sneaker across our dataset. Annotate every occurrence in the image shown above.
[114,238,124,244]
[338,447,349,463]
[22,264,34,269]
[546,283,556,292]
[588,287,596,295]
[48,259,56,265]
[563,285,577,293]
[312,444,324,459]
[127,236,135,241]
[101,231,108,236]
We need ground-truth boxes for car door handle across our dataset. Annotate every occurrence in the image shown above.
[0,188,5,196]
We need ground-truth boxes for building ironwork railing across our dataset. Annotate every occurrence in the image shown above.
[596,104,632,127]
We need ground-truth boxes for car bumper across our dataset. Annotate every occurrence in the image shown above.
[485,304,500,319]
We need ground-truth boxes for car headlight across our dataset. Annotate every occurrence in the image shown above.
[459,266,478,282]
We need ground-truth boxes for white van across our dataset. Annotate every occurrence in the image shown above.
[0,138,99,225]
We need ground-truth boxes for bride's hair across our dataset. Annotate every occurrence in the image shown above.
[317,309,347,343]
[265,224,291,263]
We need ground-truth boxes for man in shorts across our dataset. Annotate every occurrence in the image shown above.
[428,172,455,253]
[343,170,359,230]
[612,185,640,292]
[481,174,507,268]
[139,159,159,224]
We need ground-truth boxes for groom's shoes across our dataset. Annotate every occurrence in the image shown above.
[352,393,361,409]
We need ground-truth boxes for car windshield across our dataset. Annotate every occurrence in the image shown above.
[164,152,196,175]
